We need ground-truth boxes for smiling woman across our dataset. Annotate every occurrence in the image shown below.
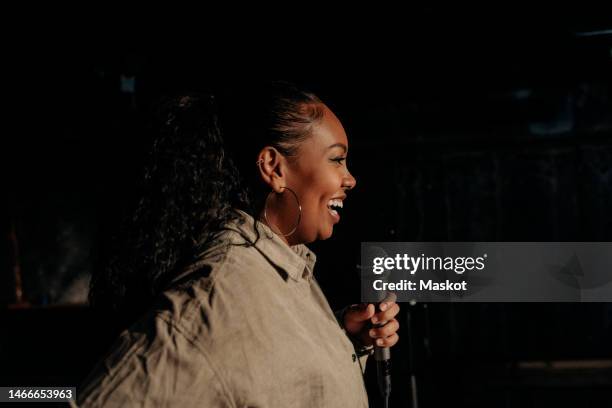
[78,81,399,407]
[257,105,356,244]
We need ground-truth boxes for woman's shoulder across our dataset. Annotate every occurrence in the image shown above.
[151,240,280,352]
[161,232,273,310]
[173,229,270,287]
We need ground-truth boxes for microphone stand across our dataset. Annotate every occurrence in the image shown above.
[406,302,419,408]
[374,312,392,408]
[374,292,396,408]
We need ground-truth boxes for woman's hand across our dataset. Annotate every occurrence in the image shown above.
[343,302,400,348]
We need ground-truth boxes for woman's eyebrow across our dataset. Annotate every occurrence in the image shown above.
[327,143,347,153]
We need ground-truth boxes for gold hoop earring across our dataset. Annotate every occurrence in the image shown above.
[263,186,302,237]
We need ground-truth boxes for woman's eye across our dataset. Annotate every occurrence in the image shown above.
[331,157,346,164]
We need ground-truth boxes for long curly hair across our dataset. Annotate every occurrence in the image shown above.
[90,81,324,323]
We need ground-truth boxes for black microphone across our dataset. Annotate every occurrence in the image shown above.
[374,291,396,408]
[358,245,395,407]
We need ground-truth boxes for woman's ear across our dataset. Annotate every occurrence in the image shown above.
[256,147,286,193]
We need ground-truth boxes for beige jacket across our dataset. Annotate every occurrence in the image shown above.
[76,210,370,407]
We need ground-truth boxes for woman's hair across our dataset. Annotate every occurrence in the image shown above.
[90,81,324,322]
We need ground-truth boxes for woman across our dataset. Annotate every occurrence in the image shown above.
[78,82,400,407]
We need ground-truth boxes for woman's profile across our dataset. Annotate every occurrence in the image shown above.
[78,81,400,407]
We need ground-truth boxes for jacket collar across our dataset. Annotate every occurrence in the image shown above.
[228,209,317,281]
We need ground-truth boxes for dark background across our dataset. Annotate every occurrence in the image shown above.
[3,7,612,407]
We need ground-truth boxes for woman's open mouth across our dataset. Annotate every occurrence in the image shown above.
[327,199,343,221]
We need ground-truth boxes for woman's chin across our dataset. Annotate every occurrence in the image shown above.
[318,226,334,241]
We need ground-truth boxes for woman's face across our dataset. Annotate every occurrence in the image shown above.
[279,105,357,244]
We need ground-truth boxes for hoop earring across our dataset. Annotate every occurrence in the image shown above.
[263,186,302,237]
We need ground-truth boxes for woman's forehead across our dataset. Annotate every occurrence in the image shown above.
[311,106,348,148]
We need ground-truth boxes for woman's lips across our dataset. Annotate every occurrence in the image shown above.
[328,206,340,222]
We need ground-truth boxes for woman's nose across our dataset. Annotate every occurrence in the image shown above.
[343,170,357,191]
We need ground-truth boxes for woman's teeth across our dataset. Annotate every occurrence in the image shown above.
[327,199,343,218]
[327,199,343,209]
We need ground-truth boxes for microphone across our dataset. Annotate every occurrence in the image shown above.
[374,291,396,408]
[358,245,395,407]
